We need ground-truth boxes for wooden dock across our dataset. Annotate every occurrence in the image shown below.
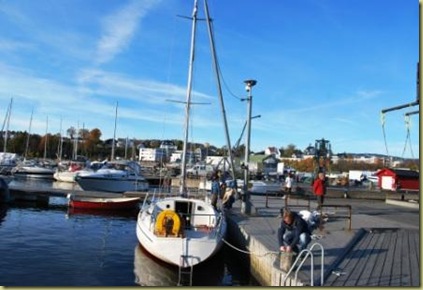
[225,194,420,286]
[324,228,420,286]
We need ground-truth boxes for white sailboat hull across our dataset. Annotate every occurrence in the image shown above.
[136,197,226,267]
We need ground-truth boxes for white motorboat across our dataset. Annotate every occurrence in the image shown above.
[75,160,149,193]
[136,195,226,267]
[11,159,56,179]
[53,160,104,183]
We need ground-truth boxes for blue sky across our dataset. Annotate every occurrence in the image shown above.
[0,0,419,159]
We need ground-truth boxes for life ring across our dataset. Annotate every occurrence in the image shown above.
[155,210,182,237]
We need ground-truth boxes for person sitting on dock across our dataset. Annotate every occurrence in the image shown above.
[277,208,311,254]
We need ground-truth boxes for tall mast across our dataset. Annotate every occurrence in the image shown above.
[24,108,34,161]
[2,98,12,153]
[43,115,48,160]
[179,0,199,196]
[111,101,118,161]
[203,0,236,179]
[73,121,79,160]
[57,117,63,160]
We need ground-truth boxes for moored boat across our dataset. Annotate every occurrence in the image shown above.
[74,160,149,193]
[136,0,232,270]
[67,194,141,210]
[54,160,105,183]
[136,194,226,267]
[11,159,56,179]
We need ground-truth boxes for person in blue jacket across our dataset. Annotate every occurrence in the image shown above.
[277,208,311,254]
[210,174,221,210]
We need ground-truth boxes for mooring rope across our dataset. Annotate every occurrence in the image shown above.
[221,237,281,257]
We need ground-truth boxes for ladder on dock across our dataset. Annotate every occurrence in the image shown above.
[283,242,325,286]
[177,255,194,286]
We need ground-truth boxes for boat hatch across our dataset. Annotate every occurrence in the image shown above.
[175,201,193,229]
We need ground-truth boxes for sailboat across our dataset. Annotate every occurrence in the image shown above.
[0,98,17,178]
[12,111,56,179]
[136,0,233,269]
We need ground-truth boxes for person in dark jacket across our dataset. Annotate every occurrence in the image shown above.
[277,208,311,254]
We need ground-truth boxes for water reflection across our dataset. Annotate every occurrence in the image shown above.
[9,177,54,189]
[134,244,178,286]
[51,181,82,191]
[134,243,226,286]
[66,207,138,220]
[133,242,259,286]
[0,204,8,226]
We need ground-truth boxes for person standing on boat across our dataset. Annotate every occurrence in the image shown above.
[210,174,220,210]
[312,172,326,210]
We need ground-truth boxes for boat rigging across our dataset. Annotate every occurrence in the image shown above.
[380,61,420,162]
[178,0,236,196]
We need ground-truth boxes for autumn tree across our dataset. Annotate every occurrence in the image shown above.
[84,128,102,157]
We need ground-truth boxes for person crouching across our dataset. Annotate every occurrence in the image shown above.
[277,208,311,254]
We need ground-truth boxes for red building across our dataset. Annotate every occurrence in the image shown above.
[376,168,420,191]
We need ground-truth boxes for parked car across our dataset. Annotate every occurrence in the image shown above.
[186,164,214,178]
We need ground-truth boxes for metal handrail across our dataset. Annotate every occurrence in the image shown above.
[282,242,325,286]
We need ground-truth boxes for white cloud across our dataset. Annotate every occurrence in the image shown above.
[95,0,161,65]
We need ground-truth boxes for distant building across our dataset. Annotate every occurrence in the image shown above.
[248,154,279,175]
[160,140,177,151]
[169,150,196,165]
[159,140,177,162]
[376,168,419,191]
[265,146,280,158]
[138,147,167,162]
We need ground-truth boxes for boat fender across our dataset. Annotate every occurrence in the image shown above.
[155,210,182,237]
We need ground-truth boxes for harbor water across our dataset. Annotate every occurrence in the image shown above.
[0,178,258,286]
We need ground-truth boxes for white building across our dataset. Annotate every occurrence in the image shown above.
[138,148,167,162]
[169,150,196,164]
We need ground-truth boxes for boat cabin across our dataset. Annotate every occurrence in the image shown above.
[152,199,216,237]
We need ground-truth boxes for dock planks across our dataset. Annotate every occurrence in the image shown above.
[324,228,420,286]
